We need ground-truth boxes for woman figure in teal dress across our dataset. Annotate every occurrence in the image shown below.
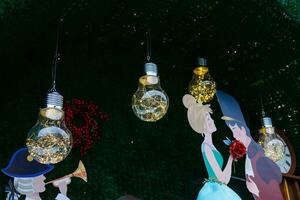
[183,94,241,200]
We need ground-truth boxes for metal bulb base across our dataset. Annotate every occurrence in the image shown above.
[262,117,273,127]
[46,91,63,109]
[197,57,208,66]
[144,62,158,76]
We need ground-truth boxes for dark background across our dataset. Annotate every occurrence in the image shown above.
[0,0,299,199]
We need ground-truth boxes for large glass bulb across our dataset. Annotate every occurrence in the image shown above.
[132,62,169,122]
[259,117,285,162]
[188,58,216,103]
[26,91,73,164]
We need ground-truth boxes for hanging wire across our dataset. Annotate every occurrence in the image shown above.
[50,0,89,92]
[146,31,151,62]
[49,0,79,92]
[51,18,64,92]
[260,96,266,117]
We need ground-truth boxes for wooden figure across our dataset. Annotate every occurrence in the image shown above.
[183,94,241,200]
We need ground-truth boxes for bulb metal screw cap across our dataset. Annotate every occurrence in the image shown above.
[197,57,208,66]
[46,91,63,109]
[262,117,273,127]
[144,62,158,76]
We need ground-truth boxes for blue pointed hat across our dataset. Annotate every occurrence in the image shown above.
[2,148,54,178]
[216,90,248,127]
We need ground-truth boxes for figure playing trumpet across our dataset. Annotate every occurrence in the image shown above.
[2,148,87,200]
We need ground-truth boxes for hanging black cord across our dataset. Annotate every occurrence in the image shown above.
[50,0,89,92]
[51,18,64,92]
[260,96,266,117]
[146,31,151,62]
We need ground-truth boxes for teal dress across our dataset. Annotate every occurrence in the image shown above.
[196,143,241,200]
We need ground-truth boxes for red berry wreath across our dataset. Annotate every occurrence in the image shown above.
[64,99,109,155]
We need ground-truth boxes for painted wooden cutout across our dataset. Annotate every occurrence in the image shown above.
[216,90,284,200]
[183,94,241,200]
[2,148,71,200]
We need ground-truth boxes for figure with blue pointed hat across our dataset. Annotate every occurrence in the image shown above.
[2,148,71,200]
[183,94,241,200]
[216,90,284,200]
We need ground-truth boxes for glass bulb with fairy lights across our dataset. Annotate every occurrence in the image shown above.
[259,117,285,162]
[132,62,169,122]
[188,57,216,103]
[26,91,73,164]
[26,19,72,164]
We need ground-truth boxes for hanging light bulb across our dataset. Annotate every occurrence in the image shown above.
[26,19,72,164]
[26,91,73,164]
[188,57,216,103]
[258,102,285,162]
[132,31,169,122]
[259,117,285,162]
[132,62,169,122]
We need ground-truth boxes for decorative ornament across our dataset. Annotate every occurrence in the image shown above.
[188,57,216,103]
[26,91,73,165]
[64,99,109,155]
[26,19,73,164]
[229,140,247,160]
[131,32,169,122]
[259,118,285,162]
[258,101,285,162]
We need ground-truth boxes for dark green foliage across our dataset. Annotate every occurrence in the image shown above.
[0,0,299,199]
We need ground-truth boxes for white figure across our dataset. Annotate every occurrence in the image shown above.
[2,148,72,200]
[6,176,71,200]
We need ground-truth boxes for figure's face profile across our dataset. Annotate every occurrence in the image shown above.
[204,112,217,134]
[33,175,46,193]
[187,108,216,135]
[229,123,247,142]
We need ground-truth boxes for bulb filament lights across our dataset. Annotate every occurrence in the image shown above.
[188,57,216,103]
[132,62,169,122]
[259,117,285,162]
[26,91,73,164]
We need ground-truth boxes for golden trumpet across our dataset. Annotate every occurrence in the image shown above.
[46,160,87,185]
